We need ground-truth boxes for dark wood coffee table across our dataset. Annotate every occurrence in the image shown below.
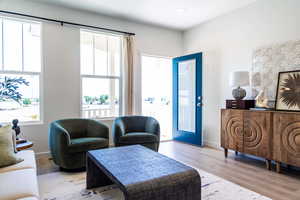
[86,145,201,200]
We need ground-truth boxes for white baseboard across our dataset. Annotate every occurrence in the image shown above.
[203,140,221,150]
[34,145,117,158]
[33,141,221,157]
[35,151,51,159]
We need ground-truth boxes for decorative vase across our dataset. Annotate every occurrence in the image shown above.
[232,86,246,100]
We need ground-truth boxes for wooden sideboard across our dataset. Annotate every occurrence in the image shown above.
[221,109,300,172]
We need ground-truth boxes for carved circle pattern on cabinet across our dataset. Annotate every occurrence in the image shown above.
[224,114,244,152]
[244,118,263,149]
[226,116,243,141]
[221,109,272,167]
[281,122,300,157]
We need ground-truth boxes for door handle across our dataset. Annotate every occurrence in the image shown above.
[197,103,203,107]
[197,96,203,107]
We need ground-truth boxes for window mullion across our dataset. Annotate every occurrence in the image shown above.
[106,37,109,75]
[0,71,40,76]
[21,23,24,72]
[81,74,120,79]
[119,38,123,115]
[1,19,4,71]
[93,35,95,75]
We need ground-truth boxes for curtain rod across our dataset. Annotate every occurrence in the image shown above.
[0,10,136,36]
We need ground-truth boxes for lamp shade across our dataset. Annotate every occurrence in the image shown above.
[229,71,249,87]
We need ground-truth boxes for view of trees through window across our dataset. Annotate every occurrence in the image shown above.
[80,30,122,118]
[0,18,41,123]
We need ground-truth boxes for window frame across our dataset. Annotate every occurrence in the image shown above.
[0,16,44,125]
[80,29,123,120]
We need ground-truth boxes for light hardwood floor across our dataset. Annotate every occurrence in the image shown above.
[37,141,300,200]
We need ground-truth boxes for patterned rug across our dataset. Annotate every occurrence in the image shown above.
[38,168,271,200]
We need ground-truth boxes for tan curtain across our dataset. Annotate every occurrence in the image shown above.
[122,35,136,115]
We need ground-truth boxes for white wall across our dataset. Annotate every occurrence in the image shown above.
[0,0,183,153]
[183,0,300,148]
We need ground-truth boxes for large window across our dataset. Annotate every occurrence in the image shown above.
[0,17,41,123]
[80,30,122,118]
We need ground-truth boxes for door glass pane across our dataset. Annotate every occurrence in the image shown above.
[178,59,196,132]
[3,19,22,71]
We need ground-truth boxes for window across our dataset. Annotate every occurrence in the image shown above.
[0,17,42,123]
[80,30,122,118]
[142,55,172,141]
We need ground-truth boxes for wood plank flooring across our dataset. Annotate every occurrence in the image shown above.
[37,141,300,200]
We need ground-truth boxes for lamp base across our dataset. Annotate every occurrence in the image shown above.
[232,86,246,100]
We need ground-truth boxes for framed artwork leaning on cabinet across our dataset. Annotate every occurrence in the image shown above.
[275,70,300,112]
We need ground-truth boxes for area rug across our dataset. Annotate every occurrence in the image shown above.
[38,168,271,200]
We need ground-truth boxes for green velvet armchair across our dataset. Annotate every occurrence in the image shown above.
[49,119,109,170]
[112,116,160,151]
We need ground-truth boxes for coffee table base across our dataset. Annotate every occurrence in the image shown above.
[86,154,114,189]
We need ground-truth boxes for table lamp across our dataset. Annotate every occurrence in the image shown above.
[229,71,250,100]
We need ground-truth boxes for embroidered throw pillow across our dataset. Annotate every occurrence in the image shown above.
[0,125,23,167]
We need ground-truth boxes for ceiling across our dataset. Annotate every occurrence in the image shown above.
[29,0,257,30]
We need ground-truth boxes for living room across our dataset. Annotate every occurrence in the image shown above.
[1,0,300,199]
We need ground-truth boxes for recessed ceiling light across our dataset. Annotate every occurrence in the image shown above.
[176,8,186,13]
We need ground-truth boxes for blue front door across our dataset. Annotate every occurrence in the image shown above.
[173,53,202,146]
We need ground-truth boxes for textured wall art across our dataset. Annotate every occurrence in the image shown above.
[251,40,300,100]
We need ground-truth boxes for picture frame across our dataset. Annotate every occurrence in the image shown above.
[275,70,300,112]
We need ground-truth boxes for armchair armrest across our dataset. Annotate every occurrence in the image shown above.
[49,122,71,164]
[87,120,109,139]
[49,123,71,146]
[145,117,160,137]
[112,118,126,144]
